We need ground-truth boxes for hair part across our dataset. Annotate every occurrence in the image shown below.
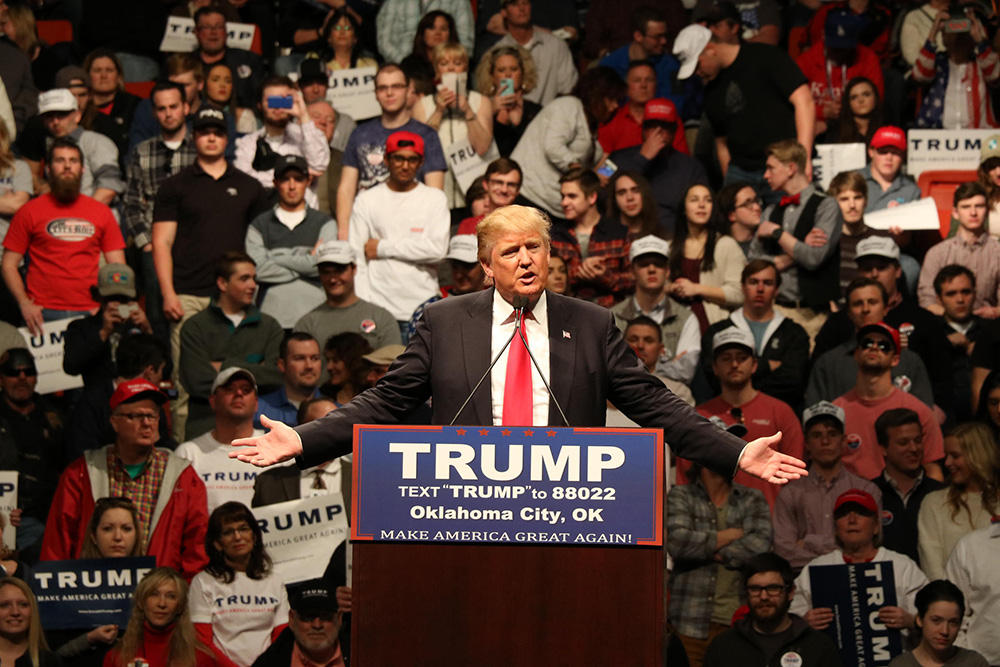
[476,205,551,263]
[215,250,256,282]
[874,408,921,447]
[741,259,781,288]
[845,276,887,305]
[915,580,966,619]
[933,264,976,295]
[204,502,272,583]
[80,497,144,559]
[559,167,601,199]
[473,44,538,96]
[954,181,987,207]
[828,170,868,199]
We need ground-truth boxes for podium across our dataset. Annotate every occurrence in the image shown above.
[349,425,666,665]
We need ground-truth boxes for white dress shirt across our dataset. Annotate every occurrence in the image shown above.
[489,289,551,426]
[946,522,1000,664]
[300,458,343,499]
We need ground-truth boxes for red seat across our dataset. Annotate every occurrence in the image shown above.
[916,169,978,238]
[124,80,156,99]
[250,24,262,55]
[36,19,72,45]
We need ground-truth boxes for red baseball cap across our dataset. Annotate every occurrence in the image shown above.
[870,126,906,152]
[386,131,424,157]
[857,321,901,353]
[834,489,878,515]
[643,98,679,124]
[110,378,167,410]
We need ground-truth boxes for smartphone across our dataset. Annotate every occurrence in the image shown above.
[596,159,618,178]
[117,304,135,319]
[267,95,293,109]
[498,78,515,97]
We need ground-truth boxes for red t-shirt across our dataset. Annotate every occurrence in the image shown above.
[4,193,125,310]
[677,392,805,509]
[457,214,484,236]
[596,105,689,156]
[834,388,945,480]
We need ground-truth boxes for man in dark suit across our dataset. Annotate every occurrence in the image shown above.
[232,206,806,484]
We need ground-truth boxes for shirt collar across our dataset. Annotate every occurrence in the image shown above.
[492,289,548,331]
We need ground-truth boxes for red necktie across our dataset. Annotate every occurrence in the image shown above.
[779,193,800,207]
[502,310,532,425]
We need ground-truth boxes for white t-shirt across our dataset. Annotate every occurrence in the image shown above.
[189,570,289,667]
[175,429,267,511]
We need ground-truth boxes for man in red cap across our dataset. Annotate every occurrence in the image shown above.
[790,488,928,633]
[833,322,944,481]
[347,130,449,344]
[862,126,921,212]
[41,378,209,579]
[597,62,689,156]
[609,97,707,235]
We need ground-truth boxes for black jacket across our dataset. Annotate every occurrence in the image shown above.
[871,472,945,566]
[704,616,841,667]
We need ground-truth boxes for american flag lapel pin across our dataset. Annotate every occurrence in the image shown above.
[562,330,571,339]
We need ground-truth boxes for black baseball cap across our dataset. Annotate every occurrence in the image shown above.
[192,107,227,133]
[288,579,337,614]
[299,59,328,86]
[274,154,309,178]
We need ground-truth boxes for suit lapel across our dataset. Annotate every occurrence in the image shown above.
[546,293,576,426]
[459,289,494,425]
[283,467,301,500]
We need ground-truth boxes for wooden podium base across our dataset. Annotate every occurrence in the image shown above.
[351,541,664,665]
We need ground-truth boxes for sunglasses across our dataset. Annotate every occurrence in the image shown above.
[859,337,893,353]
[730,407,744,425]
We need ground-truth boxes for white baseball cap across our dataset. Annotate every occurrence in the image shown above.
[446,235,479,264]
[315,240,354,266]
[802,400,845,429]
[629,235,670,262]
[855,236,900,262]
[38,88,78,114]
[673,24,712,80]
[712,327,755,355]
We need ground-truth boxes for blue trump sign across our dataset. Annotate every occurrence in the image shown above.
[31,557,156,629]
[809,561,903,666]
[351,426,663,546]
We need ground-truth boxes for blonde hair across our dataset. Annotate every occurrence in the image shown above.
[946,422,1000,523]
[476,205,551,262]
[431,41,469,72]
[4,5,39,56]
[114,568,208,667]
[0,577,49,667]
[0,120,14,176]
[473,44,538,96]
[766,139,808,175]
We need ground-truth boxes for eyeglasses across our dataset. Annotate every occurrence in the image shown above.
[746,584,786,597]
[1,368,36,378]
[220,525,253,539]
[859,337,893,353]
[735,197,763,209]
[115,412,160,423]
[332,24,354,31]
[730,407,744,424]
[387,154,421,166]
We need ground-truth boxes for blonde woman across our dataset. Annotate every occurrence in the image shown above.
[412,41,493,208]
[917,422,1000,580]
[103,568,218,667]
[0,577,61,667]
[0,120,31,234]
[473,45,540,157]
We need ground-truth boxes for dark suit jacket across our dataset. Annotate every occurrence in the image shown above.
[251,459,353,520]
[296,290,745,475]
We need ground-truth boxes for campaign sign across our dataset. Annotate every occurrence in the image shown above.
[906,129,997,179]
[326,67,380,121]
[255,493,349,584]
[0,472,16,551]
[20,316,84,394]
[160,16,256,52]
[446,138,500,194]
[813,143,866,191]
[31,557,155,629]
[809,561,903,667]
[352,426,663,546]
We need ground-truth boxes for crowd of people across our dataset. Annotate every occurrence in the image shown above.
[1,0,1000,665]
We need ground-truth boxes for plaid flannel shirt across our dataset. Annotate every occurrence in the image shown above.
[550,218,633,307]
[666,479,772,638]
[107,447,169,550]
[122,135,196,248]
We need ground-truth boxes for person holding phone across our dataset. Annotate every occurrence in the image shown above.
[473,44,541,157]
[412,41,494,208]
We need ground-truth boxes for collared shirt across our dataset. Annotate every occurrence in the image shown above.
[255,386,321,429]
[881,469,925,508]
[917,232,1000,311]
[233,123,330,208]
[122,133,196,247]
[291,640,346,667]
[107,446,168,549]
[490,290,551,426]
[946,522,1000,664]
[861,165,921,213]
[300,458,343,500]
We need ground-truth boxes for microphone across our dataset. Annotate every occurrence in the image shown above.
[449,296,529,425]
[515,321,570,427]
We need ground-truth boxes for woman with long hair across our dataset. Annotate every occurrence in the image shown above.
[976,138,1000,238]
[668,184,746,333]
[412,41,494,208]
[80,49,141,164]
[51,498,143,666]
[104,567,217,667]
[825,77,883,145]
[189,503,287,667]
[0,577,60,667]
[400,10,457,96]
[0,119,31,233]
[974,369,1000,440]
[511,66,624,219]
[318,7,377,72]
[917,422,1000,580]
[716,182,761,256]
[473,45,540,157]
[606,170,661,241]
[888,580,988,667]
[202,63,256,135]
[321,333,372,406]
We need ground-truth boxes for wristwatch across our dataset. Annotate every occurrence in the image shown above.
[770,226,783,241]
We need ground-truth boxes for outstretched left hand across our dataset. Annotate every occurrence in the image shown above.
[738,432,807,484]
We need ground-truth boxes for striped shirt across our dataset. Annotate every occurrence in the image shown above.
[122,134,196,248]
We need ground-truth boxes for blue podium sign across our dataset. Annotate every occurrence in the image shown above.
[351,425,663,546]
[809,561,903,667]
